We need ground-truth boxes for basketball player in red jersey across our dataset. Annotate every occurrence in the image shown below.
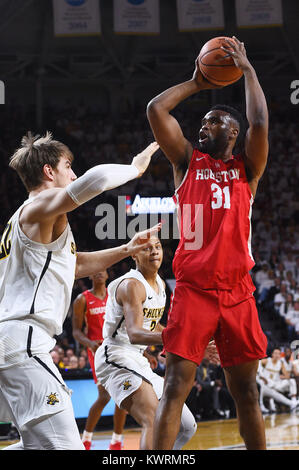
[147,37,269,450]
[72,270,127,450]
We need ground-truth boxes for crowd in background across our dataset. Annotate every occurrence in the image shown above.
[0,98,298,421]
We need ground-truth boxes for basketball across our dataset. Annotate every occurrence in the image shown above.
[198,36,243,86]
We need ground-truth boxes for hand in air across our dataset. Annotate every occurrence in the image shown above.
[126,223,162,256]
[132,142,160,177]
[221,36,251,71]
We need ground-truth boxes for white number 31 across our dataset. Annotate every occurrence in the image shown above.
[211,183,231,209]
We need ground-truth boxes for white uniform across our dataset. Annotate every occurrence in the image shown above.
[0,198,84,450]
[96,269,166,406]
[95,269,197,450]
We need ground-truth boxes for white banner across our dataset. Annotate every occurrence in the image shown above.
[113,0,160,35]
[176,0,225,32]
[53,0,101,37]
[235,0,283,28]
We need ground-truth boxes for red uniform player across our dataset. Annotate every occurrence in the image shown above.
[83,288,107,383]
[147,37,269,450]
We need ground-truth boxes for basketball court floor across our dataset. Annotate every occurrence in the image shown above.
[1,413,298,450]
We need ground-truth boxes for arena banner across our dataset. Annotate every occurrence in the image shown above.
[52,0,101,37]
[235,0,283,28]
[113,0,160,35]
[176,0,225,32]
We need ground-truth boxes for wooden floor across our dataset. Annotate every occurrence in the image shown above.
[1,412,299,450]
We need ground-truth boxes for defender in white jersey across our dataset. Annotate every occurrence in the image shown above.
[95,236,198,450]
[0,131,160,450]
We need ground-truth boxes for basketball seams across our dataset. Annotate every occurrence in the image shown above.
[199,46,235,67]
[201,68,241,84]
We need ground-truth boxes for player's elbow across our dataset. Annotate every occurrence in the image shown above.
[146,99,163,119]
[127,329,141,345]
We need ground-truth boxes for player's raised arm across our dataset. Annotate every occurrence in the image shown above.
[19,141,159,224]
[222,37,269,192]
[116,278,163,346]
[146,58,221,170]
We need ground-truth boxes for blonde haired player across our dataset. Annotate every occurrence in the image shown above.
[0,131,160,450]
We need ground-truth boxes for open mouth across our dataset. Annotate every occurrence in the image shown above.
[199,131,209,144]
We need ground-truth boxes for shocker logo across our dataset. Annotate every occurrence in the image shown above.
[123,380,132,391]
[46,392,59,406]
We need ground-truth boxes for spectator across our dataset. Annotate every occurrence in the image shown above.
[186,358,217,421]
[78,355,89,371]
[50,350,60,368]
[286,302,299,340]
[68,355,79,369]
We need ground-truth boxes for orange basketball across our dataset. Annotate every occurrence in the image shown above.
[198,36,243,86]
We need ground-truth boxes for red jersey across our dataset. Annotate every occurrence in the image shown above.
[172,149,255,289]
[82,289,108,342]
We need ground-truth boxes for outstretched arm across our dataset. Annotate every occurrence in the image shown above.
[75,223,161,279]
[222,37,269,196]
[21,142,159,224]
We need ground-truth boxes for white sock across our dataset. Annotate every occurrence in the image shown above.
[111,432,122,444]
[82,430,93,442]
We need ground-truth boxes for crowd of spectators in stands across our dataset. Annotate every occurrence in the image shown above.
[1,97,298,421]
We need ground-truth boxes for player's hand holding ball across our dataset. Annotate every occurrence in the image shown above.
[195,36,248,89]
[221,36,252,72]
[192,56,224,91]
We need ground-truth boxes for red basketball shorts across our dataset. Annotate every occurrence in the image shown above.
[162,274,267,368]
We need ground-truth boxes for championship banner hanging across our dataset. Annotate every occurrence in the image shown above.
[52,0,101,37]
[176,0,225,32]
[235,0,283,28]
[113,0,160,35]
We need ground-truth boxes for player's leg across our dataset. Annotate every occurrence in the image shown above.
[153,352,197,450]
[274,378,298,405]
[216,277,268,449]
[82,384,111,450]
[0,355,84,450]
[109,405,127,450]
[153,283,218,450]
[121,381,159,450]
[257,382,270,414]
[173,403,197,450]
[263,383,298,409]
[149,366,197,450]
[20,406,84,450]
[223,360,266,450]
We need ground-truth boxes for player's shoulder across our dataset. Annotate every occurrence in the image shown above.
[117,277,147,300]
[73,290,88,304]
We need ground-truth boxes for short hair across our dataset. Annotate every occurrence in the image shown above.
[9,131,73,192]
[211,104,247,152]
